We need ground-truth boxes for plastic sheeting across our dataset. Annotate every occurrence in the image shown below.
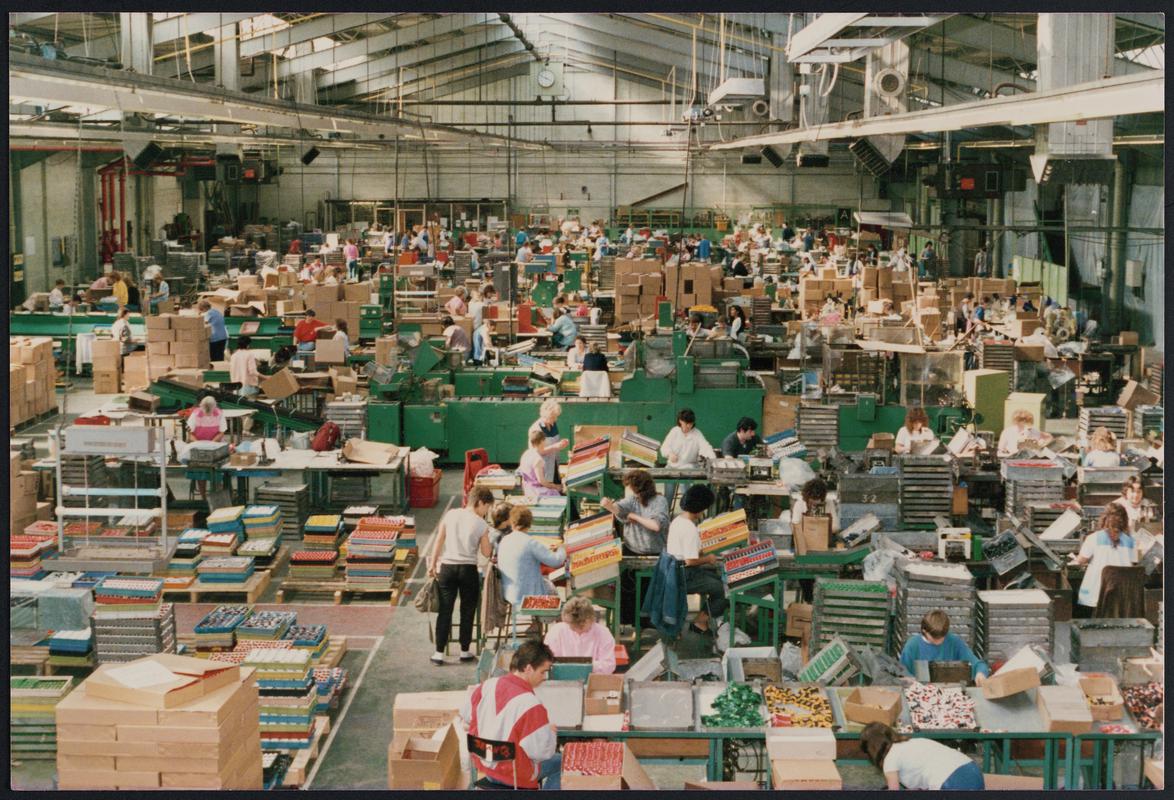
[1124,184,1164,347]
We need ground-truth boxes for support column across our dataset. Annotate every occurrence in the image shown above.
[10,158,26,305]
[293,71,316,105]
[989,195,1004,277]
[1107,154,1131,334]
[214,22,241,92]
[119,13,153,74]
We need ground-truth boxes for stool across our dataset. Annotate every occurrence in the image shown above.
[725,572,783,649]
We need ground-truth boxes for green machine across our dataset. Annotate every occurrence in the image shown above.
[366,330,765,465]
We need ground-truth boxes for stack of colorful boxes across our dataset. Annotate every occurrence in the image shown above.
[10,534,56,579]
[197,556,256,584]
[289,550,339,580]
[11,676,73,762]
[193,604,251,652]
[302,514,344,550]
[243,649,318,750]
[237,610,297,643]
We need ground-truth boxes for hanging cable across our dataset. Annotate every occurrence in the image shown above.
[819,62,839,97]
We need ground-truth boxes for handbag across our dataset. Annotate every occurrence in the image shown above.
[415,574,441,614]
[480,566,509,638]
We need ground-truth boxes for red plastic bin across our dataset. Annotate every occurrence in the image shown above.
[409,469,442,508]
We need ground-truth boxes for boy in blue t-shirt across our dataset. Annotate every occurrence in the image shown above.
[899,609,990,684]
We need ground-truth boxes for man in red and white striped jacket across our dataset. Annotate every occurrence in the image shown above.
[460,640,561,789]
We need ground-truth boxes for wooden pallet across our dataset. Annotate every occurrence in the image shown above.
[160,569,272,604]
[10,408,59,433]
[277,715,331,788]
[10,648,54,675]
[276,579,399,605]
[315,635,348,668]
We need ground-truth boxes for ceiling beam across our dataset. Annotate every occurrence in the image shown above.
[399,61,533,104]
[281,13,494,78]
[240,13,400,58]
[539,13,766,76]
[334,40,526,100]
[7,51,544,148]
[710,71,1162,149]
[9,12,62,27]
[787,13,869,60]
[317,26,513,90]
[151,13,260,45]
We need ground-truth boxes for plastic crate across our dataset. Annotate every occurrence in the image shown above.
[409,469,442,508]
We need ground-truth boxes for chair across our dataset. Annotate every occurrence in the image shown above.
[462,449,490,504]
[467,733,520,790]
[1095,565,1145,618]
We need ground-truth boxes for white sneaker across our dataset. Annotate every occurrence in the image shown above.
[459,650,476,662]
[430,652,445,665]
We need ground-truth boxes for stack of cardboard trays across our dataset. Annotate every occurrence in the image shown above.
[9,335,57,423]
[766,727,842,790]
[91,338,123,394]
[54,653,262,790]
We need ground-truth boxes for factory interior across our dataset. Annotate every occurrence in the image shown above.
[7,9,1170,792]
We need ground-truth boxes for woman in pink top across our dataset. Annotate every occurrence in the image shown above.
[343,239,360,280]
[543,595,616,674]
[445,286,468,317]
[188,395,227,499]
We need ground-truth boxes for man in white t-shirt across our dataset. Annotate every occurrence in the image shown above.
[427,488,494,664]
[665,484,727,635]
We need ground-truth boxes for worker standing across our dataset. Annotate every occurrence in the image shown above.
[427,487,494,665]
[343,238,360,280]
[188,395,228,500]
[974,244,989,277]
[1071,504,1137,614]
[199,300,229,362]
[528,399,569,484]
[229,335,261,398]
[110,308,135,357]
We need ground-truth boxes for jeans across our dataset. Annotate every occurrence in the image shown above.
[239,385,260,398]
[684,564,728,619]
[210,339,227,361]
[479,754,561,791]
[436,563,480,652]
[347,259,358,280]
[940,761,983,790]
[297,341,316,353]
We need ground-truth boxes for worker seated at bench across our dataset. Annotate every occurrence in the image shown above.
[293,309,327,353]
[666,484,728,637]
[899,610,989,686]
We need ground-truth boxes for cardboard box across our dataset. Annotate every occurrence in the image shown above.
[840,687,901,726]
[584,673,624,716]
[1118,331,1139,346]
[1036,685,1093,734]
[1117,379,1160,410]
[392,689,469,736]
[1014,344,1046,362]
[84,655,241,709]
[230,452,259,467]
[344,281,373,303]
[983,773,1045,790]
[260,367,300,401]
[766,728,836,761]
[93,371,123,394]
[330,366,358,396]
[561,742,656,790]
[375,336,398,367]
[387,723,463,790]
[981,667,1041,700]
[795,515,831,556]
[145,316,172,333]
[315,337,347,365]
[785,602,813,639]
[92,339,123,361]
[1078,674,1124,721]
[342,439,400,465]
[683,781,763,790]
[770,760,842,790]
[866,432,895,451]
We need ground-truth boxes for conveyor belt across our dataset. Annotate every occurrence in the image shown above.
[147,377,322,432]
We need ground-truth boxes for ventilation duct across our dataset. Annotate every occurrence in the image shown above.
[854,40,909,175]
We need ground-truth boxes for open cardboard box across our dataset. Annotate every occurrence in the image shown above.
[1036,685,1093,734]
[392,689,470,736]
[1078,673,1124,721]
[770,760,842,790]
[841,687,901,726]
[584,673,623,716]
[84,654,241,709]
[765,728,836,761]
[785,602,812,639]
[982,667,1041,700]
[561,741,655,790]
[342,438,400,465]
[260,367,300,400]
[387,722,463,789]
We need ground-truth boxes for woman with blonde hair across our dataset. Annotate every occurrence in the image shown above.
[996,408,1052,457]
[543,595,617,674]
[528,398,569,483]
[1083,426,1122,468]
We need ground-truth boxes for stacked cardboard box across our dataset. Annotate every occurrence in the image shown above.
[141,313,211,384]
[54,654,262,790]
[613,258,666,322]
[663,262,721,312]
[389,690,471,789]
[92,339,123,394]
[10,452,41,532]
[9,336,56,424]
[766,728,842,790]
[304,282,364,340]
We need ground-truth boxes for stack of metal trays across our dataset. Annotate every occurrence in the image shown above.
[1078,406,1129,441]
[797,404,839,449]
[1025,501,1078,535]
[596,255,615,290]
[578,324,608,352]
[1005,480,1066,519]
[977,339,1016,387]
[188,441,231,468]
[837,469,900,530]
[1077,465,1140,506]
[324,399,366,440]
[1069,619,1155,675]
[166,250,206,281]
[92,603,177,663]
[1131,404,1163,438]
[898,455,953,525]
[450,251,474,283]
[1145,363,1163,403]
[60,454,110,508]
[255,482,310,539]
[894,560,975,653]
[706,457,747,484]
[751,297,773,328]
[328,475,372,509]
[811,579,891,652]
[975,589,1054,662]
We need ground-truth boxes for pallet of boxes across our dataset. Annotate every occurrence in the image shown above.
[613,257,665,328]
[125,313,211,391]
[54,653,262,790]
[303,281,368,365]
[9,336,57,425]
[663,260,722,317]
